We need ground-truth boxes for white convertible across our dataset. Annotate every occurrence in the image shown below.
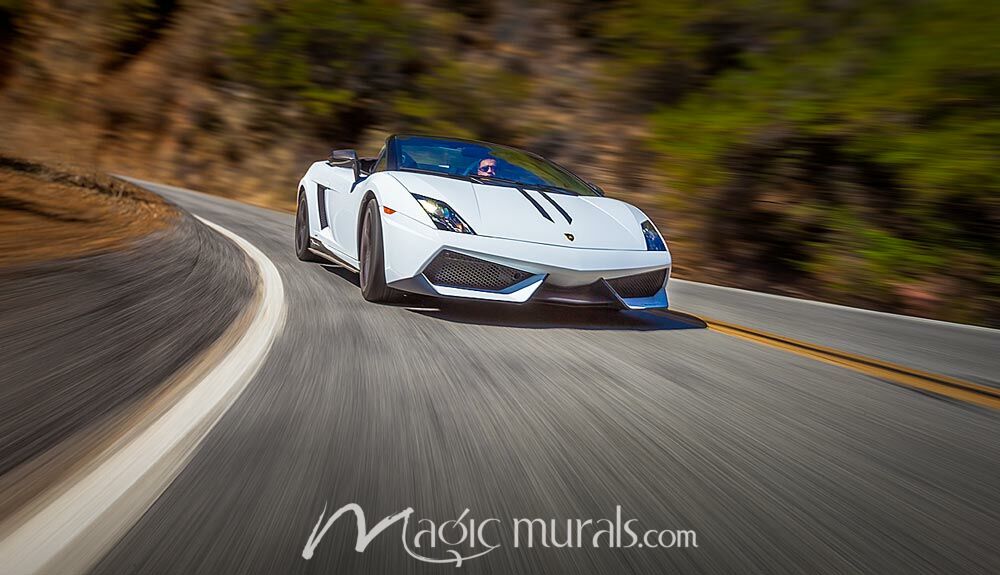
[294,134,671,309]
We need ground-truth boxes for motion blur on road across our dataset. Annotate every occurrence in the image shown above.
[1,2,999,574]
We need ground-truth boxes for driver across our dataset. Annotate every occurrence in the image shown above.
[476,157,498,177]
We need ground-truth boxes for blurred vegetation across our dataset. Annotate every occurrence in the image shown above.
[597,0,999,321]
[227,0,531,142]
[228,0,420,141]
[101,0,178,71]
[0,0,26,85]
[1,0,997,323]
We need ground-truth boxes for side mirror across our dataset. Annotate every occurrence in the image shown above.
[329,149,360,181]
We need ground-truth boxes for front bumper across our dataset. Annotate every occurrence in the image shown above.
[382,212,671,309]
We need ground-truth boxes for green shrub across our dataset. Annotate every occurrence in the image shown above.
[601,0,999,321]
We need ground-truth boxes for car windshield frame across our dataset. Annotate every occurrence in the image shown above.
[388,135,601,196]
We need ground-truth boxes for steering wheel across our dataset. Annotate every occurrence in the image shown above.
[462,160,485,176]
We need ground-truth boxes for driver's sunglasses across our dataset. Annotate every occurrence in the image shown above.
[478,164,496,173]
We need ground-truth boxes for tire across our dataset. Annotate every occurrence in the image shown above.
[295,192,322,262]
[359,199,397,303]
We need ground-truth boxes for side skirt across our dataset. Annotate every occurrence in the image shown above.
[308,239,360,272]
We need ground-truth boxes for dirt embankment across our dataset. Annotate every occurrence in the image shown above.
[0,156,176,266]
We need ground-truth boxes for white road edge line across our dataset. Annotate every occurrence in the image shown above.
[0,216,286,574]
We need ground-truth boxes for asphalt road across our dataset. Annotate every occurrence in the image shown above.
[94,180,1000,574]
[0,211,252,505]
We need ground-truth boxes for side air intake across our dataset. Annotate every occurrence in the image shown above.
[606,268,667,299]
[423,250,532,292]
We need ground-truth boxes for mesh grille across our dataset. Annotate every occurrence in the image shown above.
[606,268,667,298]
[424,250,532,292]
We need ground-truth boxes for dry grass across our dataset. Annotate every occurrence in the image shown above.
[0,156,177,267]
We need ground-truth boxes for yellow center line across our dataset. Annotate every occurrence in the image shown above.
[664,311,1000,410]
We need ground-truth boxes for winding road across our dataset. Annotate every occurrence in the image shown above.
[19,178,1000,573]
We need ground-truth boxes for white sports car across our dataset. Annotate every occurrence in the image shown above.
[294,134,671,309]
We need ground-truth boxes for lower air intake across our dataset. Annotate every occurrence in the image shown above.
[424,250,532,292]
[606,268,667,298]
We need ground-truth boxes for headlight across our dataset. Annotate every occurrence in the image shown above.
[641,220,666,251]
[412,194,476,234]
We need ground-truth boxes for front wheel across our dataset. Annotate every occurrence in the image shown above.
[359,199,397,302]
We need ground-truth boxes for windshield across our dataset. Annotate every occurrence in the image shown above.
[392,135,599,196]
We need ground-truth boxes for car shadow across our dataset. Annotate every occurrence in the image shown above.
[320,264,704,331]
[322,264,424,306]
[322,264,360,287]
[408,301,706,331]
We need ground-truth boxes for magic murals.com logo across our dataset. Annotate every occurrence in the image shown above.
[303,503,698,566]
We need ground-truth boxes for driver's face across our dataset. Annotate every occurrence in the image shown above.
[477,159,497,176]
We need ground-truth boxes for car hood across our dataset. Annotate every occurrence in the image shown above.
[390,172,648,250]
